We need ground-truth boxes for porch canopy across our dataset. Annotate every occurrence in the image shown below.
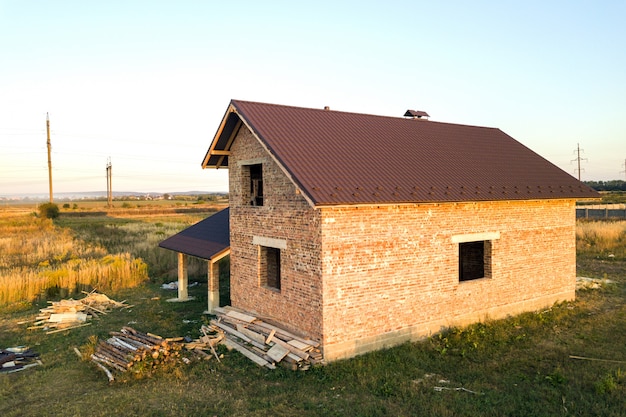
[158,207,229,311]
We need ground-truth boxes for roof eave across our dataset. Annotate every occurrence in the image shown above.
[201,102,240,169]
[312,195,600,209]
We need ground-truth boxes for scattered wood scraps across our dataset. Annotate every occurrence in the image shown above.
[212,306,323,370]
[23,290,132,334]
[1,347,42,374]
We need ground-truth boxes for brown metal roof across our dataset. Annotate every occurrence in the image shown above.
[203,100,599,206]
[158,208,229,260]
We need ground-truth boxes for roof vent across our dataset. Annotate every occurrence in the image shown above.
[404,109,429,120]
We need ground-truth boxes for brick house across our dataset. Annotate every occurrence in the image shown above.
[199,100,598,362]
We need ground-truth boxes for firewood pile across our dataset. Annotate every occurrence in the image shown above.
[211,306,323,370]
[0,347,42,374]
[24,291,132,334]
[86,326,223,382]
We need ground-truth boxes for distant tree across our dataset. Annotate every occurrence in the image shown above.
[38,203,60,219]
[584,180,626,192]
[62,203,70,209]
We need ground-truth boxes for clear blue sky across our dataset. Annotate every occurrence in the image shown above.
[1,0,625,196]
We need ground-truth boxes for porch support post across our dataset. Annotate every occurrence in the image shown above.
[177,252,188,301]
[207,259,220,313]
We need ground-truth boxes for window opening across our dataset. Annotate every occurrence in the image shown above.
[249,164,263,206]
[459,240,491,281]
[260,246,281,290]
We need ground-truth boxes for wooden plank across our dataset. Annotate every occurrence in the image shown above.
[45,322,92,334]
[236,324,267,346]
[223,339,275,369]
[226,310,257,323]
[252,321,319,348]
[212,306,228,315]
[265,329,276,344]
[48,312,88,323]
[211,320,266,350]
[271,338,309,360]
[287,339,313,352]
[266,344,290,363]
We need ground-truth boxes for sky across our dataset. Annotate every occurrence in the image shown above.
[1,0,625,197]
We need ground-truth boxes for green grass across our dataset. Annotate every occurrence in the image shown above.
[1,214,625,416]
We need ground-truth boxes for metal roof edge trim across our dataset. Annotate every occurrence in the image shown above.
[313,196,591,210]
[158,246,230,261]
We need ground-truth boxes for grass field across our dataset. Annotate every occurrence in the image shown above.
[1,211,625,416]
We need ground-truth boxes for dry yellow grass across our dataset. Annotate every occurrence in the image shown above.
[0,213,148,305]
[576,220,626,256]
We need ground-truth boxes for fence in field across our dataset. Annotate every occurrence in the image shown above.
[576,204,626,220]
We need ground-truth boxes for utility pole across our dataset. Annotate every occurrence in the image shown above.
[106,157,112,208]
[571,143,587,181]
[46,113,53,203]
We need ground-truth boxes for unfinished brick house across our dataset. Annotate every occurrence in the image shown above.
[199,99,598,362]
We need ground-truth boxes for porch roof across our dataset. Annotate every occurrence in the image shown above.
[158,207,230,260]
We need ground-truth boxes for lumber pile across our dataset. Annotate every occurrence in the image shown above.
[87,326,223,382]
[212,306,323,370]
[0,347,42,374]
[25,291,131,334]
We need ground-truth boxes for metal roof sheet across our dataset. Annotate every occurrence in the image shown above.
[203,100,599,206]
[158,208,229,260]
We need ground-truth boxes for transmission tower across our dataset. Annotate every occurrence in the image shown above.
[571,143,588,181]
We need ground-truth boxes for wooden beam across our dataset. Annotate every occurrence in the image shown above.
[177,253,188,300]
[223,339,275,369]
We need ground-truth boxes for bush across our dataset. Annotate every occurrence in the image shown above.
[38,203,60,219]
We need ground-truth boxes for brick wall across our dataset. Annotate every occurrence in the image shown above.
[320,200,576,360]
[228,125,324,340]
[227,124,578,362]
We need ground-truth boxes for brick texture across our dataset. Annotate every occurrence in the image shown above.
[227,125,577,362]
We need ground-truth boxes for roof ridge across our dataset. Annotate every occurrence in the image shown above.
[230,99,500,130]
